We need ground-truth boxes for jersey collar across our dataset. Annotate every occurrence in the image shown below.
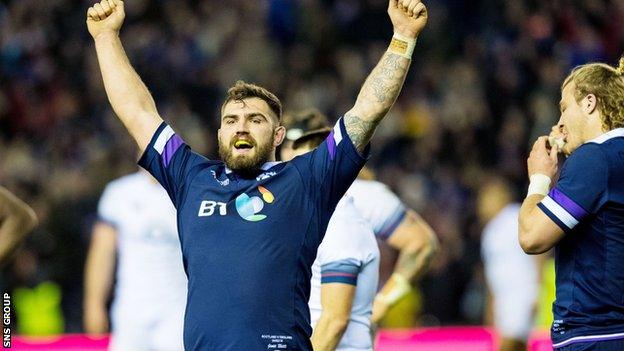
[586,128,624,145]
[224,161,282,174]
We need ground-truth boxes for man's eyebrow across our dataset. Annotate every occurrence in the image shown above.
[245,113,267,120]
[222,114,237,120]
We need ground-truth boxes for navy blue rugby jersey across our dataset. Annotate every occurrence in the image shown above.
[537,128,624,349]
[138,118,368,351]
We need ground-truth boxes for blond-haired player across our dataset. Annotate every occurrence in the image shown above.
[520,57,624,351]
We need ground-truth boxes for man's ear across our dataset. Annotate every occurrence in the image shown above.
[582,94,598,115]
[274,126,286,147]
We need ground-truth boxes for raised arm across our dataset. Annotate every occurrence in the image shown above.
[87,0,162,151]
[344,0,427,153]
[0,187,37,265]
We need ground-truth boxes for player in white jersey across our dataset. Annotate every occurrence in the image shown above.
[83,170,186,351]
[347,175,438,322]
[478,178,540,351]
[282,110,438,324]
[283,131,379,351]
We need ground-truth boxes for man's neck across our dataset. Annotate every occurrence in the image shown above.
[583,117,609,143]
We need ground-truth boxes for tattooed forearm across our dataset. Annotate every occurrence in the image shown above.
[370,53,406,104]
[343,113,378,153]
[344,50,411,151]
[356,51,409,117]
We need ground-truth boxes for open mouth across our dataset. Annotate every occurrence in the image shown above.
[234,140,254,150]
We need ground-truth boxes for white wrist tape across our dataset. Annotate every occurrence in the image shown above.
[388,33,417,59]
[527,174,552,196]
[375,273,411,306]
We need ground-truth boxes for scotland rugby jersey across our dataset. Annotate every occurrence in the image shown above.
[537,128,624,348]
[138,118,367,351]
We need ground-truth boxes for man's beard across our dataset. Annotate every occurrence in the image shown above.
[219,134,274,177]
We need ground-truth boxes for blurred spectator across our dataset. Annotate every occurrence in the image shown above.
[0,186,37,266]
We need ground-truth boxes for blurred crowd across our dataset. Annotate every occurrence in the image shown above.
[1,0,624,334]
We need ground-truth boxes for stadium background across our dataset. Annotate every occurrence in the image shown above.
[0,0,622,348]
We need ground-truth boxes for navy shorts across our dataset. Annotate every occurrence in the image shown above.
[555,338,624,351]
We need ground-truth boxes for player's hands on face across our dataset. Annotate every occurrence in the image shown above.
[388,0,428,39]
[547,124,567,154]
[86,0,125,39]
[528,136,559,179]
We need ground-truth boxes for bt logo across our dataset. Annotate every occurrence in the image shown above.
[235,186,275,221]
[197,186,275,222]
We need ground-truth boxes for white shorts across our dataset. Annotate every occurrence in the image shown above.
[109,302,184,351]
[493,289,536,340]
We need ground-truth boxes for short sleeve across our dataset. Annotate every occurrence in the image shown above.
[97,184,119,228]
[317,199,375,286]
[317,220,362,286]
[138,123,208,207]
[538,144,608,232]
[320,260,361,286]
[352,182,406,240]
[291,118,369,214]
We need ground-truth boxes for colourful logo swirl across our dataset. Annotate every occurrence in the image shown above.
[235,186,275,222]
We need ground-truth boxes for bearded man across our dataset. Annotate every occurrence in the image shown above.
[86,0,427,349]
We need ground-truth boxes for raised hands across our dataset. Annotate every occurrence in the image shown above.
[388,0,428,39]
[86,0,125,39]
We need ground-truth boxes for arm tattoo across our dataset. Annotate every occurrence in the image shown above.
[369,53,406,104]
[344,113,378,154]
[345,51,410,152]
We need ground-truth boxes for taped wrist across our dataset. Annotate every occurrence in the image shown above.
[527,174,552,196]
[388,33,417,59]
[375,273,411,306]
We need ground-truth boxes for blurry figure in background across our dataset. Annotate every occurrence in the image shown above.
[280,109,330,164]
[0,188,63,336]
[283,127,380,351]
[13,266,65,336]
[83,170,186,351]
[350,170,438,325]
[519,57,624,350]
[281,110,438,326]
[478,177,540,351]
[0,187,38,266]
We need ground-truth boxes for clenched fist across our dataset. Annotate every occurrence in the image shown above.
[86,0,125,39]
[389,0,428,39]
